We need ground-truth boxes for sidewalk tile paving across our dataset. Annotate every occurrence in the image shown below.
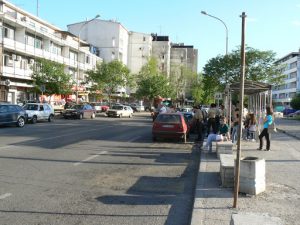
[191,118,300,225]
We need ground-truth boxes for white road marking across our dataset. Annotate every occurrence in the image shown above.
[0,193,12,200]
[127,136,141,142]
[73,151,107,166]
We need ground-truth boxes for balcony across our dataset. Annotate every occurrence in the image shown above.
[2,66,32,80]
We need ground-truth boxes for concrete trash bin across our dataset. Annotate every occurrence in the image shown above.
[238,157,265,195]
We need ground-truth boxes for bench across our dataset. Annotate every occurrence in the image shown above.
[220,154,235,188]
[216,141,234,159]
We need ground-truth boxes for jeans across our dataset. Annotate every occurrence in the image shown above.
[232,125,239,143]
[205,134,217,152]
[196,120,204,141]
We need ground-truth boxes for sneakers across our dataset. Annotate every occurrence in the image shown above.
[257,148,262,151]
[264,149,270,151]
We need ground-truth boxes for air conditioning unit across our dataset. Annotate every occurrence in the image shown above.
[21,16,27,22]
[12,54,17,60]
[16,56,21,61]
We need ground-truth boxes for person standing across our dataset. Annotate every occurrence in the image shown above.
[257,106,273,151]
[207,103,217,136]
[193,106,204,142]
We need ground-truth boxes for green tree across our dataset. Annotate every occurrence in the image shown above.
[202,47,285,101]
[135,57,175,107]
[169,64,197,105]
[31,58,73,96]
[86,60,132,104]
[290,93,300,110]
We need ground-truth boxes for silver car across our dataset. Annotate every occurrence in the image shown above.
[23,103,55,123]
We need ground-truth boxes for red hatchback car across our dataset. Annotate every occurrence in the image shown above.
[152,113,189,143]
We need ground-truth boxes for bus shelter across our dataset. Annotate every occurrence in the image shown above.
[225,80,272,132]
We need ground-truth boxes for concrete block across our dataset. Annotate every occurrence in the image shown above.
[237,157,266,195]
[220,154,235,188]
[230,212,283,225]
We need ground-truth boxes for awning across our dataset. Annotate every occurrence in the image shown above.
[229,80,271,95]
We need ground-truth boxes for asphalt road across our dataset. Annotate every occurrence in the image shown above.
[0,113,200,225]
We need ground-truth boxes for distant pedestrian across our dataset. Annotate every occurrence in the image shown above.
[207,103,217,136]
[193,106,204,142]
[257,106,273,151]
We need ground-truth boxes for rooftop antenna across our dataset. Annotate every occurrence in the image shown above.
[36,0,39,17]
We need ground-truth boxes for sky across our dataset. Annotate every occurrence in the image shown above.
[8,0,300,72]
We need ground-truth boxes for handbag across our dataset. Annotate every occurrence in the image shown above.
[268,119,277,133]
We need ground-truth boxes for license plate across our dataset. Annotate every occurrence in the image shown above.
[162,125,174,128]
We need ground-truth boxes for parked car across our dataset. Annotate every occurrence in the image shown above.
[287,110,300,117]
[100,103,110,112]
[90,102,103,114]
[130,103,145,112]
[273,111,284,118]
[23,103,55,123]
[0,103,27,127]
[152,113,189,143]
[51,101,65,114]
[282,108,297,116]
[179,107,193,113]
[106,105,133,118]
[62,104,96,119]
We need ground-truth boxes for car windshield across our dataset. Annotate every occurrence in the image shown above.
[112,105,123,110]
[23,104,38,110]
[156,114,181,124]
[70,105,83,110]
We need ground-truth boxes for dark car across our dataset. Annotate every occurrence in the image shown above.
[0,103,27,127]
[62,104,96,119]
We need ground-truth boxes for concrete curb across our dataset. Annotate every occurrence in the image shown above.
[276,128,300,140]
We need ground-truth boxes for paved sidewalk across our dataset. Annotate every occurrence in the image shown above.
[191,127,300,225]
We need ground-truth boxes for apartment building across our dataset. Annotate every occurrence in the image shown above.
[0,0,101,104]
[68,19,129,97]
[273,52,300,110]
[170,43,198,99]
[127,31,152,74]
[151,34,171,77]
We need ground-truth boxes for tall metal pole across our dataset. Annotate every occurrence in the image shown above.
[233,12,247,208]
[201,11,228,55]
[37,0,39,17]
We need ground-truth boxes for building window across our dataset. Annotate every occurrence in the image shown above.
[290,71,297,79]
[25,33,35,46]
[143,36,146,42]
[111,51,115,60]
[3,55,13,67]
[3,25,15,39]
[35,37,43,49]
[51,43,62,55]
[70,51,78,61]
[86,55,90,64]
[290,62,297,69]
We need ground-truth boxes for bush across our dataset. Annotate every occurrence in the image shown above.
[290,94,300,110]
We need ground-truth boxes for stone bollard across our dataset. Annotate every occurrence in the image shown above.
[238,157,265,195]
[216,142,233,159]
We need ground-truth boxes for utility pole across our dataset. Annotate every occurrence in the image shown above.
[233,12,247,208]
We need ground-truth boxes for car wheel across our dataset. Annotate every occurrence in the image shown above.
[91,113,95,119]
[17,117,25,127]
[48,114,54,122]
[79,114,83,120]
[32,116,37,124]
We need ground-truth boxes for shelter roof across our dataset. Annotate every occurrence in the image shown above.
[229,80,271,95]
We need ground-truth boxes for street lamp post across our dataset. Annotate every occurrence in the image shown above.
[76,14,100,103]
[201,11,228,55]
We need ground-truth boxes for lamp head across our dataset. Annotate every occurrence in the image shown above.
[94,14,100,19]
[201,11,207,15]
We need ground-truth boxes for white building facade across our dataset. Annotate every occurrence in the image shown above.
[273,52,300,110]
[127,31,152,74]
[0,0,101,104]
[68,19,130,97]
